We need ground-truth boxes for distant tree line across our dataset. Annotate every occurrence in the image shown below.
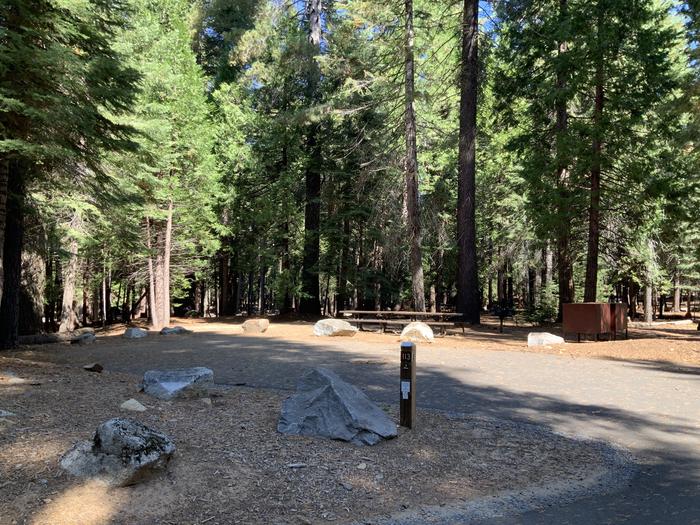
[2,0,700,347]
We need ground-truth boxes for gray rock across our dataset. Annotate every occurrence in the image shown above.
[527,332,565,347]
[0,409,15,417]
[123,327,148,339]
[400,322,434,343]
[278,368,397,446]
[242,318,270,333]
[83,363,104,373]
[313,319,358,337]
[159,325,192,336]
[60,418,175,487]
[142,367,213,400]
[120,399,146,412]
[72,333,96,345]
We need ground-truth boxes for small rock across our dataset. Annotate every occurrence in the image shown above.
[123,327,148,339]
[0,410,15,417]
[159,326,191,336]
[72,333,96,345]
[200,397,212,407]
[83,363,104,373]
[287,463,307,469]
[357,462,367,470]
[340,481,353,491]
[242,319,270,334]
[313,319,358,337]
[527,332,565,347]
[400,322,434,343]
[120,399,146,412]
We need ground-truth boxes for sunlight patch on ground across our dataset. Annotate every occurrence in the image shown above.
[31,480,121,525]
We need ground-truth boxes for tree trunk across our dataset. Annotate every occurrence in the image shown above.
[58,214,80,333]
[456,0,480,324]
[82,265,89,326]
[336,218,350,315]
[258,266,266,313]
[299,0,323,316]
[1,162,25,349]
[0,159,8,301]
[146,217,160,329]
[644,284,653,323]
[161,199,173,327]
[673,273,681,312]
[528,266,536,307]
[404,0,426,312]
[220,253,230,315]
[584,10,604,303]
[555,0,574,320]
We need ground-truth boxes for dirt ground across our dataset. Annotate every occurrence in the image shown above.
[1,356,616,525]
[163,315,700,368]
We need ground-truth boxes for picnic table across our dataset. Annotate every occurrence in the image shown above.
[339,310,464,335]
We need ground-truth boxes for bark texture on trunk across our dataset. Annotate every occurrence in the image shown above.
[146,217,160,329]
[555,0,574,320]
[0,161,25,349]
[404,0,426,312]
[152,200,173,329]
[299,0,323,315]
[162,200,172,327]
[673,273,681,312]
[644,284,653,323]
[584,11,604,303]
[0,159,8,301]
[58,213,81,333]
[456,0,480,324]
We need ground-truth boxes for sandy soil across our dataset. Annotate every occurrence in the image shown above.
[157,316,700,368]
[1,357,616,525]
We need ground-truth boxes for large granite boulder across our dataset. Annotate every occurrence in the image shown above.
[313,319,358,337]
[527,332,565,347]
[242,318,270,333]
[123,327,148,339]
[142,367,213,400]
[278,368,397,446]
[160,326,192,336]
[400,321,434,343]
[60,418,175,487]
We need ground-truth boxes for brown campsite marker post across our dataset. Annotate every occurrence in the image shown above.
[400,341,416,428]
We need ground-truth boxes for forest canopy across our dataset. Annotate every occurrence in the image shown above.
[1,0,699,347]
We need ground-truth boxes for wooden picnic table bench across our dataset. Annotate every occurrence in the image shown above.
[339,310,464,335]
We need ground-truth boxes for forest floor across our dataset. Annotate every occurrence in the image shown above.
[0,356,624,525]
[2,316,698,524]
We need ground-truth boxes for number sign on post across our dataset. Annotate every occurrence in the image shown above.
[400,341,416,428]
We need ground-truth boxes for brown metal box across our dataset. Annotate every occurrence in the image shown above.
[563,303,628,341]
